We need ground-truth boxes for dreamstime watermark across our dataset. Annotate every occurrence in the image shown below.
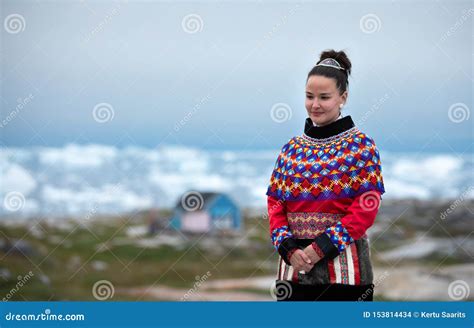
[180,191,204,211]
[261,4,301,43]
[448,280,470,301]
[358,93,390,126]
[4,14,26,34]
[84,205,98,221]
[92,280,115,300]
[359,13,381,34]
[270,103,292,123]
[448,102,470,123]
[0,93,34,128]
[4,308,85,321]
[82,2,127,43]
[174,94,212,132]
[262,196,285,221]
[270,280,292,300]
[3,191,26,212]
[2,271,34,301]
[180,271,212,301]
[439,186,473,220]
[83,183,123,220]
[92,102,115,123]
[358,270,390,301]
[359,191,381,212]
[181,14,203,34]
[439,8,474,44]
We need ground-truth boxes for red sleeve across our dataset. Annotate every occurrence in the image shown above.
[267,195,295,250]
[267,195,288,233]
[339,190,381,240]
[312,190,382,260]
[267,195,299,264]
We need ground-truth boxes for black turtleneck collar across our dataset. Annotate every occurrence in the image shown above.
[304,115,355,139]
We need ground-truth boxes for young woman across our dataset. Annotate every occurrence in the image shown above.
[267,49,385,301]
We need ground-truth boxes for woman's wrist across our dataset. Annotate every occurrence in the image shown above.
[287,247,298,262]
[277,237,299,265]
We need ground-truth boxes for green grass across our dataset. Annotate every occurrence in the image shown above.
[0,216,277,300]
[1,214,469,301]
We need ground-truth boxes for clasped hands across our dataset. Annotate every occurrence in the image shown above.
[288,243,322,274]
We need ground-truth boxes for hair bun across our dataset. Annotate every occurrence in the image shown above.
[318,49,351,76]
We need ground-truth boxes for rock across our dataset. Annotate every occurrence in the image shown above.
[38,274,51,286]
[126,225,148,238]
[0,268,12,280]
[91,260,108,271]
[0,239,37,257]
[374,264,474,301]
[68,255,82,270]
[378,235,474,262]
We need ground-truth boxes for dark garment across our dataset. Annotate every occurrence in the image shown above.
[276,281,374,301]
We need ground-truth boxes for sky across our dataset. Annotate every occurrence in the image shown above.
[1,0,472,153]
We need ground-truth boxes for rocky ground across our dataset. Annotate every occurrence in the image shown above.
[0,199,472,301]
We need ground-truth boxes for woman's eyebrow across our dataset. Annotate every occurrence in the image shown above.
[306,91,332,95]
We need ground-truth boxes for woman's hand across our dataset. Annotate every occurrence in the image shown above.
[303,243,323,265]
[289,249,313,273]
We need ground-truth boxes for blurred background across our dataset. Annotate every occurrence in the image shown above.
[0,0,472,301]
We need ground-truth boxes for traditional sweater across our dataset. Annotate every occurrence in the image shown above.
[266,115,385,287]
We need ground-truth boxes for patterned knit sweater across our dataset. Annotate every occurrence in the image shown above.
[266,115,385,286]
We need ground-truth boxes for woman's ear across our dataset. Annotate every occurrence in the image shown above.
[341,91,348,105]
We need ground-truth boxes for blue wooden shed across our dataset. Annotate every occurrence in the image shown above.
[170,191,241,233]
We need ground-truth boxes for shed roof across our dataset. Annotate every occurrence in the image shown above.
[174,191,223,211]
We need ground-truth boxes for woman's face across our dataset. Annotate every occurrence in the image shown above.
[305,75,347,127]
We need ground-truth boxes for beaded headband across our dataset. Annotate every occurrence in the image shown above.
[315,58,345,71]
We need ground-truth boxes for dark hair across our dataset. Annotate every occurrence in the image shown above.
[307,49,352,95]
